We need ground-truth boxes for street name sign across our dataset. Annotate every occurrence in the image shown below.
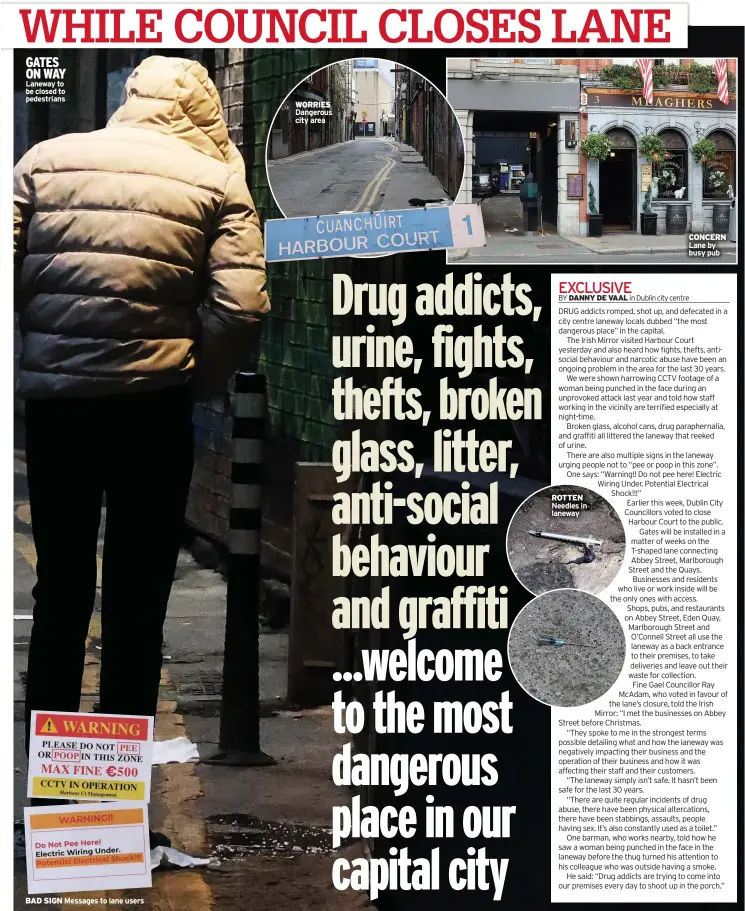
[265,204,485,261]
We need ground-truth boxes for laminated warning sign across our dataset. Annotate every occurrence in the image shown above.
[24,801,151,894]
[28,711,153,802]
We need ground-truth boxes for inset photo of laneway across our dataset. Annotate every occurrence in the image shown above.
[448,57,737,264]
[267,58,464,217]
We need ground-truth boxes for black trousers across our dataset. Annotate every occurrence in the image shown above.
[523,204,539,233]
[24,388,194,750]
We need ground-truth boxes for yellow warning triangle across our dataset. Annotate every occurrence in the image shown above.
[41,717,58,734]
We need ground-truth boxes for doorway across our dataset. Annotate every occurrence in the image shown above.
[599,149,636,230]
[599,129,637,231]
[473,110,562,235]
[535,126,558,228]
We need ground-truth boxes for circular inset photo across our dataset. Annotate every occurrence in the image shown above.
[266,58,464,218]
[508,590,625,707]
[506,485,625,596]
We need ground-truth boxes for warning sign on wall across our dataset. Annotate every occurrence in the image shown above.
[28,711,154,802]
[24,801,151,894]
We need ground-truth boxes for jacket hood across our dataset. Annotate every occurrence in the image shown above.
[107,56,245,175]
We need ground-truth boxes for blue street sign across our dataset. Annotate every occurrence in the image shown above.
[264,205,485,262]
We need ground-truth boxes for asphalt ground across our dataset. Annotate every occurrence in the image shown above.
[268,138,451,217]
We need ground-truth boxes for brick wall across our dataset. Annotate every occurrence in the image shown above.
[14,47,359,576]
[577,59,613,73]
[188,51,349,576]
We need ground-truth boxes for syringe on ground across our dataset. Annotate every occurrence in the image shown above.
[528,531,602,565]
[528,531,602,547]
[537,636,591,648]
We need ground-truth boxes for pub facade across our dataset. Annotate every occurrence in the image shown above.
[449,58,737,238]
[581,74,737,235]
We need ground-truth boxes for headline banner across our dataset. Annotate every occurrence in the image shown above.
[4,3,688,48]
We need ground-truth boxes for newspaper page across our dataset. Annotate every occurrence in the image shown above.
[3,3,741,910]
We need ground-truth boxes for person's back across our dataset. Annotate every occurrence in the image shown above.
[13,58,269,844]
[15,55,269,400]
[519,171,539,206]
[519,168,541,234]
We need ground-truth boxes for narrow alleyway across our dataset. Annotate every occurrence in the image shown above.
[13,430,369,910]
[268,137,451,217]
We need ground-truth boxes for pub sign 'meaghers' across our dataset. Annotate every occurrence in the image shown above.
[586,87,736,111]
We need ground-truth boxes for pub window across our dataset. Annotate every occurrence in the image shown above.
[605,128,636,149]
[653,129,688,201]
[703,130,736,200]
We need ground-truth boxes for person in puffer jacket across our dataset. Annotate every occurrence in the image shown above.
[14,57,270,829]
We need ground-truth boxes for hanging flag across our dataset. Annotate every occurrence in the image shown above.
[636,59,654,106]
[714,59,730,105]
